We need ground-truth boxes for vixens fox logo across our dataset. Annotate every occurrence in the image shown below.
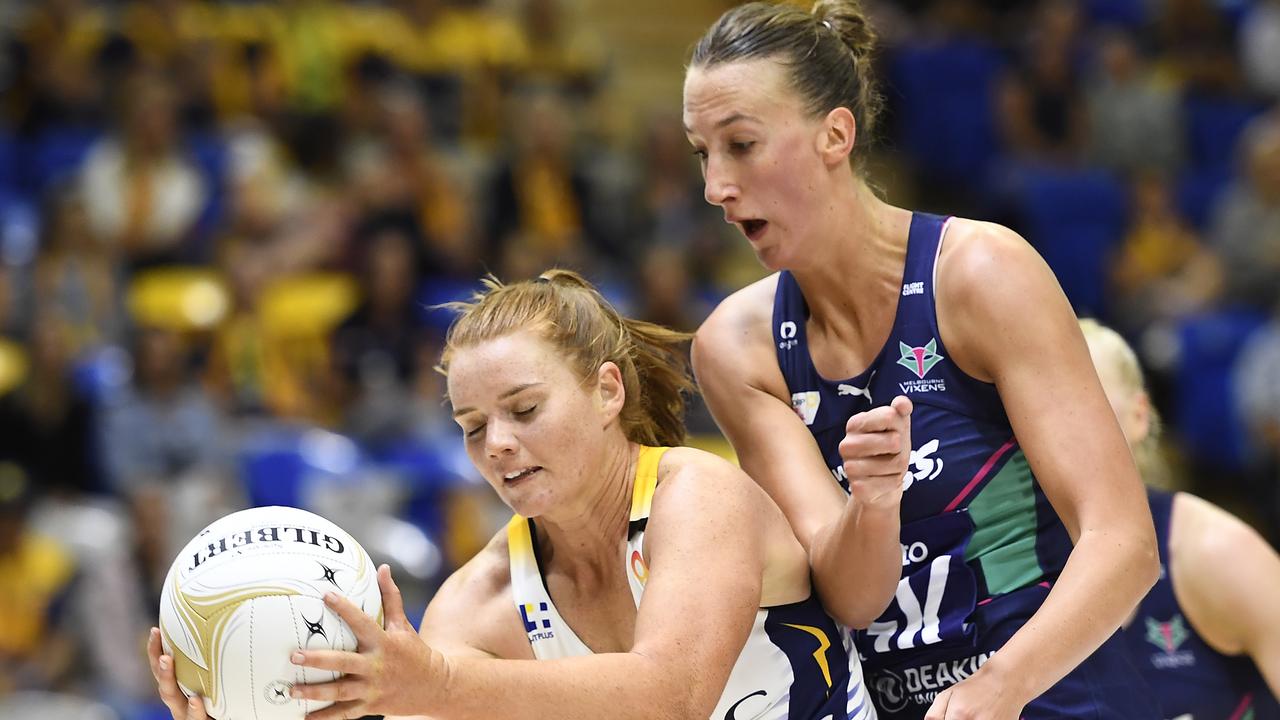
[1145,615,1190,654]
[897,339,944,379]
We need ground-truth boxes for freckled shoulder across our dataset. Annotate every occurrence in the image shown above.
[418,524,533,660]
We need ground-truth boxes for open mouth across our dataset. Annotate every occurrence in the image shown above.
[740,219,768,241]
[503,466,542,485]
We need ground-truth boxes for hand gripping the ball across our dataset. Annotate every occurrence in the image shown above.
[290,564,446,719]
[147,627,210,720]
[838,395,913,509]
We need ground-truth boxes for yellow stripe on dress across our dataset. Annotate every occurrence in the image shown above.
[630,446,668,522]
[506,514,535,563]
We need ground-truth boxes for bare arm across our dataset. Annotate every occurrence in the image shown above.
[933,221,1159,709]
[298,452,769,720]
[692,277,901,629]
[1171,492,1280,695]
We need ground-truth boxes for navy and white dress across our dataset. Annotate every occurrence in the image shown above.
[772,212,1160,719]
[1121,488,1279,720]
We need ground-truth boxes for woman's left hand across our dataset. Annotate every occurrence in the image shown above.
[924,665,1027,720]
[291,564,445,719]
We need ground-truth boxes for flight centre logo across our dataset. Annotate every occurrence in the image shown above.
[897,339,946,394]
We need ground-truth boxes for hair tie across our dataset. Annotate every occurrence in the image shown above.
[821,19,833,31]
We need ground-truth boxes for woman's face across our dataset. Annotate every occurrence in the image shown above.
[447,330,614,518]
[683,59,830,271]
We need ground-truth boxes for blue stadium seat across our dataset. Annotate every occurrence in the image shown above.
[1013,166,1127,317]
[1175,166,1232,231]
[1084,0,1150,28]
[1184,94,1267,174]
[416,278,485,332]
[0,129,15,201]
[1174,308,1268,472]
[889,40,1004,185]
[24,126,101,197]
[185,133,228,247]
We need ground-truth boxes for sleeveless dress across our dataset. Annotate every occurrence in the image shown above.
[507,445,875,720]
[771,212,1160,719]
[1120,488,1279,720]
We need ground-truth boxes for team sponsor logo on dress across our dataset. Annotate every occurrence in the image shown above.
[630,549,648,584]
[779,321,799,350]
[897,339,947,394]
[902,438,945,493]
[870,652,994,711]
[902,281,924,296]
[521,602,555,641]
[1145,615,1196,669]
[792,391,821,425]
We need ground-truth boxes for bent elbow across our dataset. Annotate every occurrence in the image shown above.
[824,589,895,631]
[1134,531,1160,591]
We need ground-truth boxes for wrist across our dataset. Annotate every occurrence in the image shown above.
[852,484,903,512]
[423,643,456,711]
[973,650,1035,706]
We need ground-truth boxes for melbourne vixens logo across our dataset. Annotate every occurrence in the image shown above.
[1144,615,1195,669]
[897,339,946,394]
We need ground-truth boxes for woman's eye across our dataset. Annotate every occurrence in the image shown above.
[514,406,537,418]
[691,148,708,160]
[465,424,485,439]
[729,141,754,153]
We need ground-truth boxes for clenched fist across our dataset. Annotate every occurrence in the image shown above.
[838,395,913,508]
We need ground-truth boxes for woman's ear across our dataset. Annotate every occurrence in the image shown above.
[597,361,626,425]
[818,106,857,167]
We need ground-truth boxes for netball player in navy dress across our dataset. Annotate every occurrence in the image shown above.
[686,2,1162,718]
[1083,319,1280,720]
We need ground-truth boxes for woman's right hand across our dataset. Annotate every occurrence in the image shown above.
[839,395,913,508]
[147,627,210,720]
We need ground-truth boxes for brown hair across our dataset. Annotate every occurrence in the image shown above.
[689,0,883,171]
[438,269,695,447]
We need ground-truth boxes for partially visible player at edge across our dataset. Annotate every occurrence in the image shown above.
[1082,318,1280,720]
[146,269,877,720]
[684,1,1161,718]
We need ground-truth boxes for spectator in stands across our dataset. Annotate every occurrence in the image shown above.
[1208,112,1280,309]
[101,325,230,593]
[330,220,436,445]
[0,461,78,694]
[1109,171,1221,336]
[0,315,99,497]
[79,70,206,272]
[1240,0,1280,100]
[996,0,1087,164]
[1086,28,1184,175]
[33,186,122,354]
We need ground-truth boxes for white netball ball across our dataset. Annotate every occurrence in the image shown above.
[158,506,383,719]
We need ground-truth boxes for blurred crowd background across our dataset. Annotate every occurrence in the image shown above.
[0,0,1277,718]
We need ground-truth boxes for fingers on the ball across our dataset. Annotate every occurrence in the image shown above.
[294,677,364,703]
[305,699,363,720]
[378,565,408,628]
[185,695,209,720]
[324,592,378,640]
[296,648,367,675]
